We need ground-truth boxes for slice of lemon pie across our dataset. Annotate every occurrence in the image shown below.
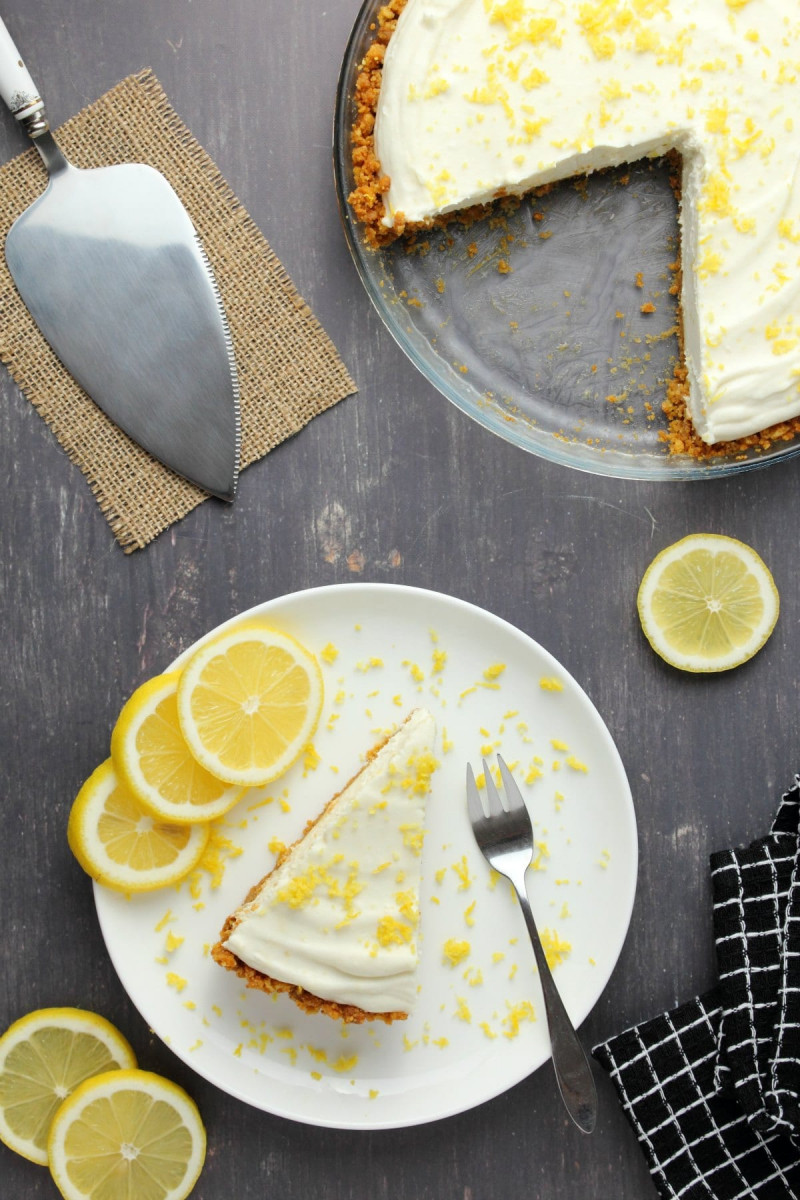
[212,709,438,1023]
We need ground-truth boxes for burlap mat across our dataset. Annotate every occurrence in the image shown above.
[0,70,356,551]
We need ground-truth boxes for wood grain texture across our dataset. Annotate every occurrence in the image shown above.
[1,2,798,1197]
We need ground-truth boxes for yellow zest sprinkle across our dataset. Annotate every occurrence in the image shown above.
[303,743,321,774]
[166,972,187,993]
[394,888,417,922]
[320,643,339,664]
[451,855,474,890]
[165,931,184,953]
[530,839,550,871]
[188,826,244,896]
[541,928,572,969]
[454,996,472,1023]
[502,1000,536,1039]
[376,915,414,946]
[399,823,426,854]
[442,938,471,966]
[332,1054,359,1073]
[247,796,274,811]
[566,754,589,773]
[539,677,563,691]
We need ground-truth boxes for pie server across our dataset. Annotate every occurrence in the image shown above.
[0,17,240,500]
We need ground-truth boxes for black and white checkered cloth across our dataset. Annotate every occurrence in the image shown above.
[594,778,800,1200]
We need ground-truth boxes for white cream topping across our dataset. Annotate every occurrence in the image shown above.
[225,709,438,1015]
[374,0,800,444]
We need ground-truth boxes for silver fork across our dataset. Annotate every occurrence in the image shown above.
[466,754,597,1133]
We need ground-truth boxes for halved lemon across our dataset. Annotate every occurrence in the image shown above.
[176,622,323,786]
[637,534,779,672]
[110,672,246,823]
[47,1068,206,1200]
[0,1007,136,1165]
[68,759,210,892]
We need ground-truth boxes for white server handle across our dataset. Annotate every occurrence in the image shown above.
[0,15,44,122]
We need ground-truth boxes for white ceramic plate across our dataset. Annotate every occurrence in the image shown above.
[95,584,637,1129]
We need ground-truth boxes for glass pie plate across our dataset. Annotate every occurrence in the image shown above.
[332,0,800,481]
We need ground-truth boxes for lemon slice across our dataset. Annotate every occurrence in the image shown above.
[110,672,246,823]
[48,1068,206,1200]
[176,622,323,786]
[68,759,210,892]
[637,534,779,672]
[0,1008,136,1165]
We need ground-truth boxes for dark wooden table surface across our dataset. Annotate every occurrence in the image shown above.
[1,2,798,1197]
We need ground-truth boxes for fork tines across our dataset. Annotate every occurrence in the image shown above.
[467,754,527,820]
